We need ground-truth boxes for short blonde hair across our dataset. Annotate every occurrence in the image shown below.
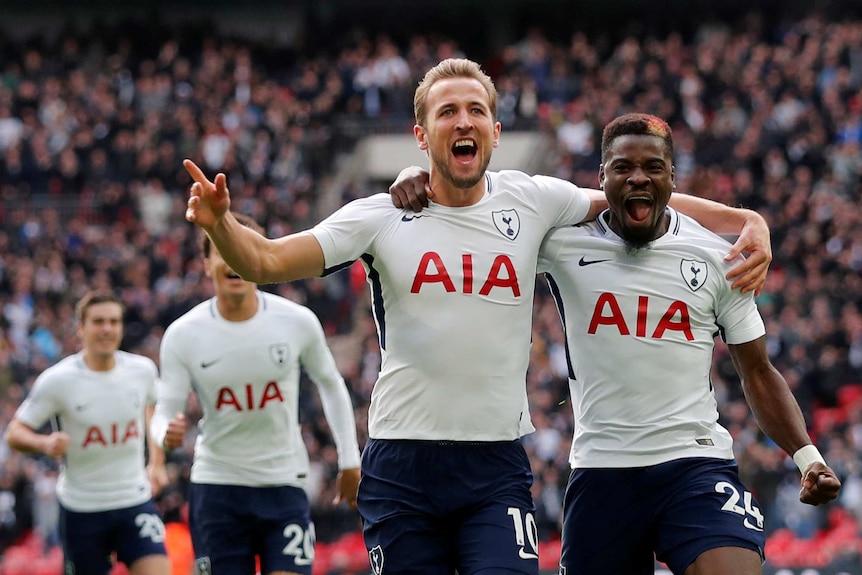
[413,58,497,127]
[75,291,123,325]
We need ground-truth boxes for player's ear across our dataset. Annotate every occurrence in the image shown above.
[203,258,213,278]
[414,124,428,151]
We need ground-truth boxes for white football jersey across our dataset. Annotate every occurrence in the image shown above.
[152,291,361,487]
[14,351,158,512]
[309,170,591,441]
[537,208,766,468]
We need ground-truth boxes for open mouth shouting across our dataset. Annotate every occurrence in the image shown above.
[624,193,654,224]
[452,138,477,164]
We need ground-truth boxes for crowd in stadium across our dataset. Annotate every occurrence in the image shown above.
[0,6,861,573]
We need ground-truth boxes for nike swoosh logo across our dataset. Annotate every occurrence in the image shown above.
[743,518,763,531]
[518,548,538,560]
[200,359,221,369]
[578,256,612,266]
[401,214,425,222]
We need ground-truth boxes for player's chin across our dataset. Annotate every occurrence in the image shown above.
[620,222,657,247]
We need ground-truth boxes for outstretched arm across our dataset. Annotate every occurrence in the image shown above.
[668,194,771,294]
[729,337,841,506]
[183,159,325,284]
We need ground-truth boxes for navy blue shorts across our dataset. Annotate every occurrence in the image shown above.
[59,499,166,574]
[559,458,765,575]
[187,483,314,575]
[357,438,537,575]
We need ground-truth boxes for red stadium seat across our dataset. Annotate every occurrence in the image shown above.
[838,384,862,410]
[538,539,562,569]
[765,528,802,567]
[326,531,370,571]
[811,406,845,441]
[30,555,64,575]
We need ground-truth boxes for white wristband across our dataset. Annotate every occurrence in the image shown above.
[792,445,826,474]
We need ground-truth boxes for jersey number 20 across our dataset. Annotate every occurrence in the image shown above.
[282,523,315,566]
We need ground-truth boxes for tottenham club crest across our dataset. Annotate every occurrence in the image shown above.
[369,545,385,574]
[270,343,289,367]
[492,209,520,240]
[680,258,708,292]
[194,557,212,575]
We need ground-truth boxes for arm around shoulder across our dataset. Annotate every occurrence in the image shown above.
[668,194,756,236]
[669,194,771,293]
[582,187,608,222]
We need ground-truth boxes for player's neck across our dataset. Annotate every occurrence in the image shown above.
[607,210,671,245]
[216,290,259,322]
[82,351,116,372]
[429,172,486,207]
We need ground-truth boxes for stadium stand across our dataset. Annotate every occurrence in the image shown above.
[0,1,861,573]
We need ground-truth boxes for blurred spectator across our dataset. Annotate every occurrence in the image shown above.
[0,6,861,572]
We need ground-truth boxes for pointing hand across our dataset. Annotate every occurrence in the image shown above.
[183,159,231,230]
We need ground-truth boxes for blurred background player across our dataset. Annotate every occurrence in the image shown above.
[5,291,170,575]
[150,213,361,575]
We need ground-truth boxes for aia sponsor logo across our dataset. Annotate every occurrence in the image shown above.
[588,293,694,341]
[82,420,140,447]
[411,252,520,297]
[215,381,285,411]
